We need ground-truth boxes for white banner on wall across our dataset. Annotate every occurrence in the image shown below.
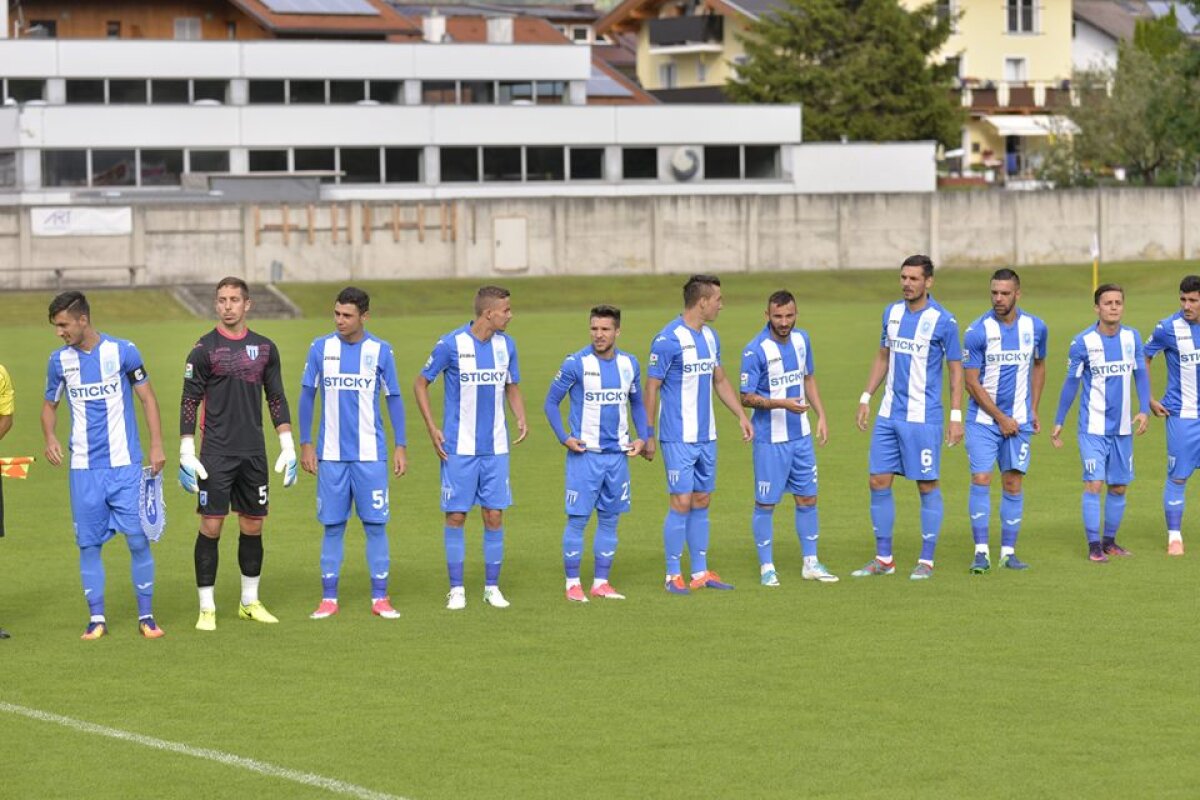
[31,207,133,237]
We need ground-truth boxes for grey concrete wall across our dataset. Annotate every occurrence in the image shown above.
[1,188,1197,290]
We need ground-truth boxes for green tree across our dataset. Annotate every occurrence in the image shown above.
[726,0,963,145]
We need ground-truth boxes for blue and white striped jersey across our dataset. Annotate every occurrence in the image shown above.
[877,298,962,424]
[301,332,402,462]
[962,309,1048,430]
[1145,312,1200,419]
[739,325,814,444]
[546,347,643,453]
[1058,324,1146,435]
[44,334,147,470]
[648,316,721,444]
[421,323,520,456]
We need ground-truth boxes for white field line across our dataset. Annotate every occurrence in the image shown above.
[0,701,409,800]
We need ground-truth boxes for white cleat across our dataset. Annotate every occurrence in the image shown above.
[445,587,466,611]
[483,586,510,608]
[802,561,840,583]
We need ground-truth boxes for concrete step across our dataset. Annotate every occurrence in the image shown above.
[170,283,301,320]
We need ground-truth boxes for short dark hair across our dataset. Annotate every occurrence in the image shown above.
[683,274,721,308]
[1180,275,1200,295]
[1094,283,1123,305]
[901,254,934,277]
[336,286,370,314]
[48,291,89,322]
[767,290,795,309]
[216,276,250,298]
[590,304,621,327]
[992,268,1020,287]
[474,285,510,317]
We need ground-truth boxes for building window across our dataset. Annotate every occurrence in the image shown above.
[91,150,137,186]
[174,17,202,40]
[42,150,88,187]
[290,80,326,104]
[226,21,237,39]
[26,20,56,38]
[66,80,106,104]
[498,82,534,105]
[622,148,657,179]
[0,151,15,188]
[294,148,335,181]
[248,81,286,104]
[249,150,289,172]
[744,146,780,179]
[1004,57,1028,82]
[140,149,183,186]
[483,147,523,181]
[440,147,479,182]
[340,148,382,183]
[368,80,402,104]
[422,81,457,104]
[569,148,604,180]
[188,150,230,173]
[109,79,148,104]
[704,146,740,179]
[461,81,495,104]
[697,60,708,83]
[384,148,422,183]
[658,63,677,89]
[4,79,45,103]
[571,27,591,43]
[106,21,121,39]
[535,81,566,105]
[330,80,365,104]
[151,79,189,104]
[526,147,565,181]
[1006,0,1035,33]
[935,0,957,31]
[193,80,227,103]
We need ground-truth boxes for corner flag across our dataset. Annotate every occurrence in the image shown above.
[0,456,35,538]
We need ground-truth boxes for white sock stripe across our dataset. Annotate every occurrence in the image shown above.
[0,701,408,800]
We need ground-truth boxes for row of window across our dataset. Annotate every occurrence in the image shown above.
[1,78,571,106]
[33,145,781,188]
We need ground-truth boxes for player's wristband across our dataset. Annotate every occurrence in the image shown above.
[644,426,655,439]
[859,392,872,405]
[950,410,963,423]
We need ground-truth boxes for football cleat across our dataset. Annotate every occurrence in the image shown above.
[138,617,165,639]
[851,558,896,577]
[565,584,589,603]
[371,597,401,619]
[238,601,279,624]
[309,599,339,620]
[802,562,840,583]
[81,621,108,641]
[0,627,9,639]
[1102,541,1132,557]
[589,582,626,600]
[1168,539,1185,556]
[1088,547,1109,563]
[665,575,690,595]
[195,609,217,631]
[969,552,991,574]
[910,563,934,580]
[446,587,466,611]
[760,568,780,587]
[483,586,510,608]
[999,554,1029,570]
[689,571,734,590]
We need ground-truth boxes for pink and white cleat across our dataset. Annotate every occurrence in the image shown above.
[589,582,626,600]
[309,599,339,620]
[371,597,401,619]
[565,584,589,603]
[1168,539,1185,556]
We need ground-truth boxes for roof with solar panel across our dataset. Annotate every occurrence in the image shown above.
[228,0,421,37]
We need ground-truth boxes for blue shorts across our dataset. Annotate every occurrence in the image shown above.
[661,441,717,495]
[440,454,511,512]
[1080,434,1134,484]
[869,417,942,480]
[1166,417,1200,481]
[565,451,631,515]
[966,422,1031,474]
[752,438,817,504]
[69,464,142,548]
[317,460,390,525]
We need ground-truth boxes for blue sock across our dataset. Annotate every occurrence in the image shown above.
[1103,492,1127,542]
[870,488,895,560]
[796,504,818,558]
[663,509,688,575]
[1000,492,1023,549]
[1164,479,1186,531]
[562,515,588,579]
[483,527,504,585]
[969,483,991,546]
[1082,491,1102,543]
[320,522,347,599]
[79,545,105,617]
[752,505,774,566]
[919,488,943,562]
[444,525,465,587]
[686,507,710,574]
[126,533,154,618]
[363,523,390,600]
[594,512,619,582]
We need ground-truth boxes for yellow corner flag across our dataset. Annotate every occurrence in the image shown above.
[1090,232,1101,293]
[0,456,35,479]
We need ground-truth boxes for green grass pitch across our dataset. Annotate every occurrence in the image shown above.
[1,263,1198,799]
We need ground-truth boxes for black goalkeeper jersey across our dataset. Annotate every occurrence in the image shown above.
[180,328,291,457]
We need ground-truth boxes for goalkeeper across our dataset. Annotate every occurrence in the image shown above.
[179,277,296,632]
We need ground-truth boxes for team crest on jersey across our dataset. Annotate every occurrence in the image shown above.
[102,358,118,378]
[1124,342,1134,358]
[620,364,633,383]
[364,353,376,370]
[920,320,933,335]
[1022,332,1033,346]
[246,345,260,361]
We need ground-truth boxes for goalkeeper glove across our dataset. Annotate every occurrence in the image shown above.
[178,437,207,494]
[274,431,298,488]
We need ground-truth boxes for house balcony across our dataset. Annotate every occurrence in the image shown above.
[951,80,1078,113]
[647,16,724,55]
